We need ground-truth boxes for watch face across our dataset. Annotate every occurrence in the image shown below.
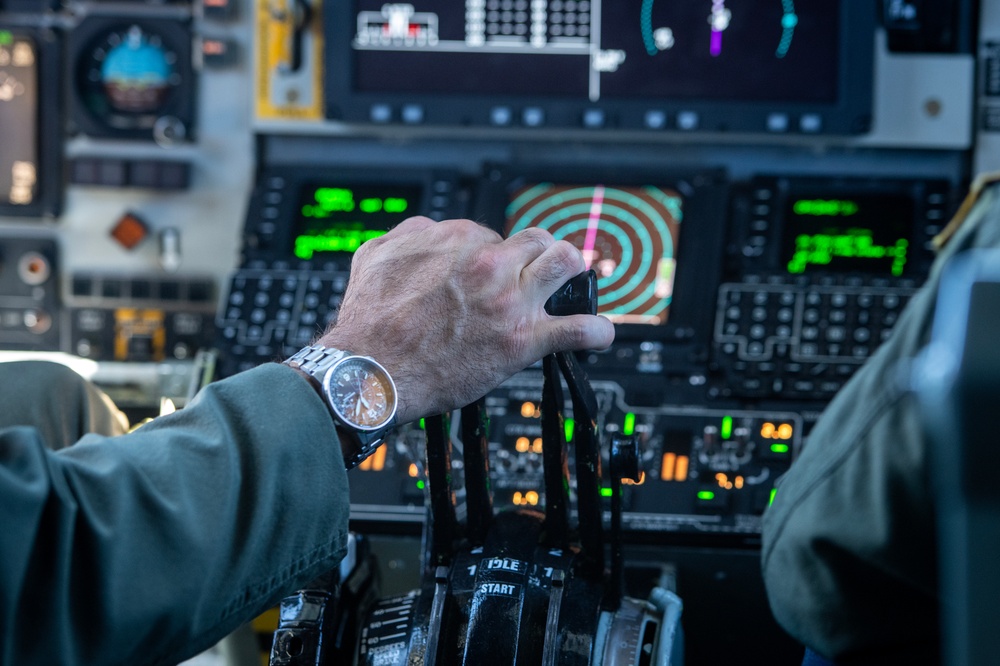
[323,356,397,431]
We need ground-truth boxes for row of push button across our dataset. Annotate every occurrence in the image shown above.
[216,270,350,375]
[715,283,916,363]
[366,104,825,132]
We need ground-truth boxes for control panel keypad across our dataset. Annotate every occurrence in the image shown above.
[714,280,916,398]
[217,269,349,375]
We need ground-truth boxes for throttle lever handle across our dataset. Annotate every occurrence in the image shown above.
[545,270,598,317]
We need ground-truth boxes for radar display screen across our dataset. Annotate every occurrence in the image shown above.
[781,193,914,276]
[505,183,683,325]
[348,0,839,103]
[292,183,422,259]
[0,31,38,207]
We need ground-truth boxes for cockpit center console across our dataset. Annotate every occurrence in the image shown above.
[0,0,982,660]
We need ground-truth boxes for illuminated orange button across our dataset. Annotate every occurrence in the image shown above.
[110,212,148,250]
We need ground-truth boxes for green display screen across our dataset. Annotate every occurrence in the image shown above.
[782,193,914,276]
[293,183,422,259]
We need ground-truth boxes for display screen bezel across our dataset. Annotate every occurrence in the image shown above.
[476,165,729,345]
[504,181,685,326]
[0,26,61,218]
[323,2,875,135]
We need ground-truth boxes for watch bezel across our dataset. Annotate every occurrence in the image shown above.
[320,354,398,433]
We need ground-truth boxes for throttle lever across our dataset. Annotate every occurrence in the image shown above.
[545,269,597,317]
[542,270,606,576]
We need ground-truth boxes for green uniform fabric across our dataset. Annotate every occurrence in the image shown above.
[0,362,350,666]
[762,182,1000,663]
[0,360,129,449]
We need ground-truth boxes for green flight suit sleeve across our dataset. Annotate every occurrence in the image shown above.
[761,182,1000,662]
[0,362,351,666]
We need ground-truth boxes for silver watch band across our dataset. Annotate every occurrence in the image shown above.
[283,344,351,383]
[283,344,393,471]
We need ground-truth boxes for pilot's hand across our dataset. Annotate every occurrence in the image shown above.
[314,216,615,425]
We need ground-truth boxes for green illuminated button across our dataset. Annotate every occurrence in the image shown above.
[623,412,636,436]
[720,415,733,440]
[694,486,729,512]
[762,441,793,460]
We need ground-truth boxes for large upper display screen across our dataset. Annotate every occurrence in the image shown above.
[352,1,837,103]
[326,1,874,134]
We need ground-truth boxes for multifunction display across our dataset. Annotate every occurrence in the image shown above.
[781,192,915,277]
[325,1,872,133]
[505,183,682,324]
[293,183,423,259]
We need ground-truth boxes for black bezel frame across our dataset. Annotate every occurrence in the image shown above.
[67,16,196,142]
[0,25,62,218]
[241,165,456,266]
[324,2,875,136]
[738,175,952,279]
[474,164,729,346]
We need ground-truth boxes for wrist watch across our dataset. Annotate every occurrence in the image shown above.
[284,344,398,469]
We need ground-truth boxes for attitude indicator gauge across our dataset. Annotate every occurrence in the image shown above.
[71,18,194,142]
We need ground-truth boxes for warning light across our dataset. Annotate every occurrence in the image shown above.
[515,437,530,453]
[521,401,539,418]
[513,490,541,506]
[713,473,745,490]
[761,422,794,440]
[676,455,689,480]
[408,463,419,478]
[660,453,690,482]
[531,438,543,454]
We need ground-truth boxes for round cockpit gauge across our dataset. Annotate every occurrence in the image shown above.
[70,18,194,141]
[98,25,177,114]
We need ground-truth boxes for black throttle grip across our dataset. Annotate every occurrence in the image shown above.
[545,269,598,317]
